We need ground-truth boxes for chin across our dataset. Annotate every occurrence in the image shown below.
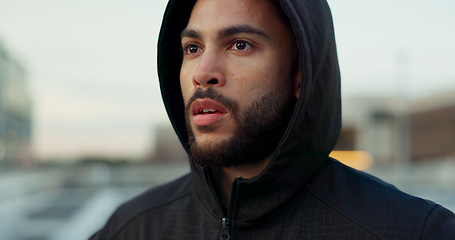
[194,134,231,147]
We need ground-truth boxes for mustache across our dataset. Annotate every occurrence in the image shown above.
[185,88,239,114]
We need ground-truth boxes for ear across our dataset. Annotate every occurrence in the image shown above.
[293,67,302,99]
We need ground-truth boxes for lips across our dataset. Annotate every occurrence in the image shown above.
[191,99,227,127]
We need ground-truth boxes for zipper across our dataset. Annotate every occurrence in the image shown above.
[204,168,239,240]
[220,179,239,240]
[220,217,230,240]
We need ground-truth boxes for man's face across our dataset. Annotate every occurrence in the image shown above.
[180,0,300,167]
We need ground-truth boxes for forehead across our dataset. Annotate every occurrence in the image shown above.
[186,0,287,36]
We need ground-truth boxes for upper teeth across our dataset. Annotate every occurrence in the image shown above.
[200,109,216,113]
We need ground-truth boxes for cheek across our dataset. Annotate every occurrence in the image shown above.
[238,60,283,90]
[180,64,193,103]
[235,60,292,108]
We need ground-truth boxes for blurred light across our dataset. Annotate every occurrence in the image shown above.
[329,151,373,171]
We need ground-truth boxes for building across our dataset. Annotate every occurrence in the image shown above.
[410,91,455,161]
[335,91,455,167]
[150,124,187,163]
[333,97,397,168]
[0,41,32,168]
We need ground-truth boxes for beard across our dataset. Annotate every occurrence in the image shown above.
[185,87,296,168]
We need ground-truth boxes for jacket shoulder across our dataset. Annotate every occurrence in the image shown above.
[307,159,455,239]
[421,204,455,239]
[90,173,192,240]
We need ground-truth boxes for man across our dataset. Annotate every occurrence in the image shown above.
[91,0,455,239]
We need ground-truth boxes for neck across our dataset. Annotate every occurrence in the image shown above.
[212,156,272,208]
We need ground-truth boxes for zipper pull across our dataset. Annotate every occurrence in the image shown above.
[221,217,231,240]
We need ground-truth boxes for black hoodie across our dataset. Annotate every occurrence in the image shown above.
[90,0,455,239]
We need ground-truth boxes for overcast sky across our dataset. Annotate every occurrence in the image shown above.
[0,0,454,160]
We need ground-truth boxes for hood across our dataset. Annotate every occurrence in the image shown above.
[158,0,341,222]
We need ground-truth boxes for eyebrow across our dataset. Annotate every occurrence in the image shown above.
[180,28,201,40]
[218,25,271,40]
[180,24,271,41]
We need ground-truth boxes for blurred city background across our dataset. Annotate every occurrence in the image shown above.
[0,0,454,239]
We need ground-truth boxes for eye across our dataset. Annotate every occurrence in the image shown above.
[231,40,251,51]
[183,44,202,55]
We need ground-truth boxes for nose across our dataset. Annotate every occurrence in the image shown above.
[192,51,226,88]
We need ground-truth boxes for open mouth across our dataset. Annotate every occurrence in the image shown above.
[196,108,224,115]
[191,99,227,127]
